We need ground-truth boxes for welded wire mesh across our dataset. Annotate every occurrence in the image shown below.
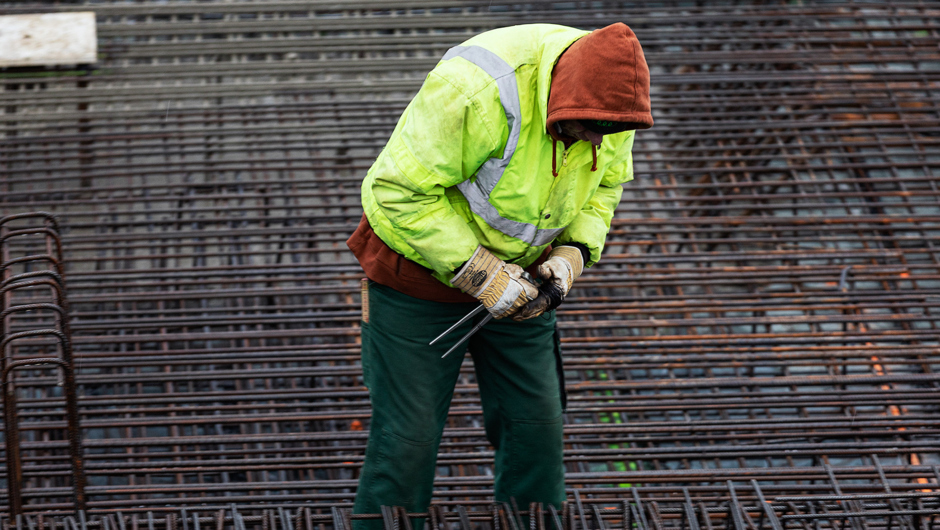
[1,1,939,527]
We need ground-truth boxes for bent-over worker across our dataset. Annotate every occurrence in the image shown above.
[347,22,653,527]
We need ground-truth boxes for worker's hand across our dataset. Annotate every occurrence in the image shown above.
[513,245,584,321]
[512,292,550,321]
[451,246,539,319]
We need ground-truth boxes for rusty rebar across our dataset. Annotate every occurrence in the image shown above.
[1,1,939,525]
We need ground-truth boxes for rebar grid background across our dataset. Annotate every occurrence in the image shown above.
[1,1,940,527]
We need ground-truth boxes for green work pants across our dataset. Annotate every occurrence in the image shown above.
[353,281,566,530]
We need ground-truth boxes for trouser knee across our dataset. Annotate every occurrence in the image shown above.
[354,428,440,530]
[494,415,566,508]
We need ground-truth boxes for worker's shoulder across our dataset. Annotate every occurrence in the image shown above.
[461,24,587,70]
[426,60,501,106]
[429,24,587,100]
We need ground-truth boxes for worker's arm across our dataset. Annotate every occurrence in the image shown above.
[515,133,636,320]
[368,71,504,277]
[369,72,538,316]
[554,131,636,266]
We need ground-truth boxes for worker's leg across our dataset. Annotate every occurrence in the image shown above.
[353,281,478,530]
[468,312,566,509]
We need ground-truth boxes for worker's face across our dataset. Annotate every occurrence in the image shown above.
[557,120,604,146]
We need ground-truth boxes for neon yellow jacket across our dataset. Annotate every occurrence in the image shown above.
[362,24,637,285]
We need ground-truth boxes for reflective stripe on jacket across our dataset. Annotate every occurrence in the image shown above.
[362,24,637,285]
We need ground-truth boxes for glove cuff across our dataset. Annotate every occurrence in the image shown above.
[477,270,514,312]
[451,245,502,297]
[548,245,585,284]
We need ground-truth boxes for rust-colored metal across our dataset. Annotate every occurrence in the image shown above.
[0,214,87,516]
[1,1,939,527]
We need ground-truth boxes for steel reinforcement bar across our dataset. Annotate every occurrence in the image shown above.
[1,0,939,527]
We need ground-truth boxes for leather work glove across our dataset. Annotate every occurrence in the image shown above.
[513,245,584,321]
[451,245,539,319]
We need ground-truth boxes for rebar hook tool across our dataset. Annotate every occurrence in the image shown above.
[430,272,539,359]
[430,304,491,359]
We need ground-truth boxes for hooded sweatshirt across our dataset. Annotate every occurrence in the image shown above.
[348,23,652,302]
[548,23,653,134]
[546,22,653,176]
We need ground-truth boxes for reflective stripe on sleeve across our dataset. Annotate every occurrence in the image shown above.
[442,45,562,246]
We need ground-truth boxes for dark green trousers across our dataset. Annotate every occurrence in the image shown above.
[353,281,565,529]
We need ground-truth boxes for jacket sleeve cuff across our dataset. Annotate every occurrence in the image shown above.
[558,242,590,265]
[555,182,623,266]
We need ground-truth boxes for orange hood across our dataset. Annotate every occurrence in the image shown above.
[546,22,653,142]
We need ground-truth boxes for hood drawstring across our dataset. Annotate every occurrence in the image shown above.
[552,139,599,177]
[552,139,559,177]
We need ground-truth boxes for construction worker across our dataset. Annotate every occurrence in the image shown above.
[346,22,652,527]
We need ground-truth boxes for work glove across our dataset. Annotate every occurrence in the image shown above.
[451,245,539,319]
[513,245,584,321]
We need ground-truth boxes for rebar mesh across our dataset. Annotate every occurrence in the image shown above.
[1,1,939,527]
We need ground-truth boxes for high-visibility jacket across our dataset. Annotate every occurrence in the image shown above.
[362,24,637,285]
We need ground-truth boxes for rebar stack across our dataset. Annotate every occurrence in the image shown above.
[1,213,86,515]
[1,1,939,528]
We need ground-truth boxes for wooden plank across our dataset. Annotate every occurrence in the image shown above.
[0,12,96,67]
